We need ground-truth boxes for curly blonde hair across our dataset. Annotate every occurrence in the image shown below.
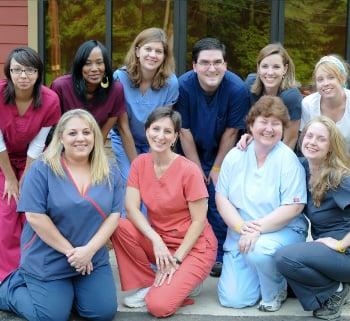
[124,27,175,90]
[300,116,350,207]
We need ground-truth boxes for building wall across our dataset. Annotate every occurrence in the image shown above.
[0,0,28,78]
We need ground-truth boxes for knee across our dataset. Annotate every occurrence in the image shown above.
[78,301,117,321]
[145,294,177,318]
[275,247,300,276]
[35,306,71,321]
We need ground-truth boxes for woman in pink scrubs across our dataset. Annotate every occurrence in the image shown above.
[0,47,60,282]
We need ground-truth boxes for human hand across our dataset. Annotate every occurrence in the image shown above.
[153,265,178,287]
[152,237,177,273]
[315,237,339,251]
[208,169,219,186]
[236,134,253,151]
[66,246,94,270]
[238,231,260,253]
[240,220,261,235]
[3,176,19,204]
[75,261,94,275]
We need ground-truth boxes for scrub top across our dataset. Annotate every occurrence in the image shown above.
[128,153,216,251]
[17,159,123,281]
[0,80,60,164]
[176,70,250,172]
[114,68,178,148]
[245,73,302,121]
[51,74,125,128]
[216,141,308,251]
[302,159,350,241]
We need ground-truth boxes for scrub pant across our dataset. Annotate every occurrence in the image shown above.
[207,176,227,263]
[218,227,305,308]
[0,162,25,281]
[111,218,217,317]
[109,130,148,217]
[0,264,117,321]
[275,241,350,311]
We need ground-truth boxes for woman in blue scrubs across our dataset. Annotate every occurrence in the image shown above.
[0,109,122,321]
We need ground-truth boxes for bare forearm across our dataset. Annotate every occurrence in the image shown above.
[0,150,16,179]
[179,129,203,172]
[283,120,300,150]
[117,115,138,162]
[26,213,73,254]
[101,117,117,143]
[216,192,243,232]
[213,128,237,167]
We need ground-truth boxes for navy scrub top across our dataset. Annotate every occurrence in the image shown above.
[17,159,123,281]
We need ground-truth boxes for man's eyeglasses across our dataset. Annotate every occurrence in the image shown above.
[10,67,38,75]
[197,60,225,69]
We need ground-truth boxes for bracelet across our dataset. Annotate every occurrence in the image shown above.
[173,256,182,265]
[336,241,346,253]
[234,222,243,233]
[211,165,221,173]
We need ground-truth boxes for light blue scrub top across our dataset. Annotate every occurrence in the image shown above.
[114,68,179,148]
[216,141,308,251]
[17,159,123,281]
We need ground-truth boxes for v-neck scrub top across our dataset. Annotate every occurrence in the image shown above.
[128,153,214,250]
[17,159,123,281]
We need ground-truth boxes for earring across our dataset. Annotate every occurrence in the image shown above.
[101,76,109,89]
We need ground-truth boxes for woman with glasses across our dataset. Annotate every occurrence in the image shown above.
[109,28,178,186]
[51,40,130,143]
[241,43,303,150]
[0,47,60,283]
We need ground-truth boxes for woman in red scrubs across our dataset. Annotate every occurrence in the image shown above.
[0,47,60,282]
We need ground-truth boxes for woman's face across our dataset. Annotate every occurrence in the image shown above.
[9,58,38,92]
[136,41,165,73]
[250,115,283,150]
[315,65,344,100]
[82,47,105,88]
[258,54,287,94]
[302,122,330,164]
[61,117,94,161]
[146,117,177,153]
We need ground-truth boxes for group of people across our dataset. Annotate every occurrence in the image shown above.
[0,25,348,321]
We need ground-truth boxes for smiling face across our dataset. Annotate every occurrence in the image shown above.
[10,58,38,92]
[193,49,227,93]
[136,41,165,74]
[315,65,344,100]
[302,122,330,165]
[61,117,94,162]
[257,54,287,95]
[82,46,105,91]
[146,117,178,154]
[250,115,283,150]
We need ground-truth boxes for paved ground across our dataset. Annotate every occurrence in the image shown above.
[1,252,350,321]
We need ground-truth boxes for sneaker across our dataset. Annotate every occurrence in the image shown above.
[123,287,150,308]
[313,283,350,320]
[259,287,287,312]
[210,262,222,277]
[189,282,203,297]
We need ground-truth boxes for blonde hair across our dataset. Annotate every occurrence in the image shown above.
[313,55,348,87]
[124,27,175,90]
[251,43,297,95]
[300,116,350,207]
[43,109,110,185]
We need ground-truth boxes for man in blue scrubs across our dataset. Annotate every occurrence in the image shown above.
[175,37,250,277]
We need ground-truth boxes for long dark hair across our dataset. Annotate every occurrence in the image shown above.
[71,40,113,105]
[3,47,43,108]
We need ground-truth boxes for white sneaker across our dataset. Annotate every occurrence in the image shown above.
[189,282,203,297]
[258,287,287,312]
[123,287,150,308]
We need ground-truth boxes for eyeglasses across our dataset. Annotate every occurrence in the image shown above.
[10,67,38,75]
[197,60,225,69]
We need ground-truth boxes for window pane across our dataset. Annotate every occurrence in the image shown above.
[284,0,347,85]
[45,0,106,85]
[187,0,271,79]
[112,0,173,69]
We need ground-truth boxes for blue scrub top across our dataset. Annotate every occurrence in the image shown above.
[113,68,179,148]
[176,70,250,172]
[17,159,123,281]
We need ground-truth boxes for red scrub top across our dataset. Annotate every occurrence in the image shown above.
[128,153,215,252]
[0,80,61,165]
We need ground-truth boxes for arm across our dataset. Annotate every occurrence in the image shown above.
[179,129,206,180]
[101,116,117,142]
[116,112,138,162]
[283,120,300,150]
[0,150,19,203]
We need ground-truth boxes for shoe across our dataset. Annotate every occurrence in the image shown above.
[210,262,222,277]
[259,287,287,312]
[189,282,203,297]
[123,287,150,308]
[313,283,350,320]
